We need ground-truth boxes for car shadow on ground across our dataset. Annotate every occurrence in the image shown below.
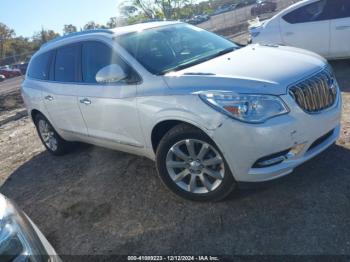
[1,142,350,255]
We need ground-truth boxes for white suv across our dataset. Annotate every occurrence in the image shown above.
[22,21,341,201]
[250,0,350,59]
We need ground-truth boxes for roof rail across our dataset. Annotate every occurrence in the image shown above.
[40,29,114,49]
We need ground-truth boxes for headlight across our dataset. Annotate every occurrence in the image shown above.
[198,91,289,123]
[0,194,52,261]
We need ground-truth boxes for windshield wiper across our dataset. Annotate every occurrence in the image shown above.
[212,47,236,58]
[161,47,236,75]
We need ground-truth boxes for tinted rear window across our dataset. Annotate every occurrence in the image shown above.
[54,44,81,82]
[329,0,350,19]
[27,51,52,80]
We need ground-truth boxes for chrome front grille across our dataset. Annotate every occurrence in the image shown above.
[289,68,338,113]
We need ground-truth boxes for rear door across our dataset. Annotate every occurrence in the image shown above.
[42,44,88,137]
[329,0,350,58]
[280,0,331,57]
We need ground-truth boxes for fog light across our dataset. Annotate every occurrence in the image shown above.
[252,149,291,168]
[257,156,286,167]
[287,143,307,158]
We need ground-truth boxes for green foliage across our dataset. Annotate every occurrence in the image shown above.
[84,21,106,30]
[0,23,15,60]
[106,17,118,29]
[32,28,60,46]
[63,24,78,35]
[0,24,61,66]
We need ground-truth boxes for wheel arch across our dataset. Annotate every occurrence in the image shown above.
[31,109,43,121]
[150,119,213,154]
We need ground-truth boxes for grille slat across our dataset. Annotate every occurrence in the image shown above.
[314,78,323,108]
[289,68,337,113]
[319,76,328,108]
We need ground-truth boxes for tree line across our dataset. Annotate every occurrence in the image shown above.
[0,16,121,66]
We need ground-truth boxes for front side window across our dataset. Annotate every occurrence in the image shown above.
[27,51,52,80]
[117,24,239,75]
[82,41,131,83]
[54,44,81,82]
[283,0,329,24]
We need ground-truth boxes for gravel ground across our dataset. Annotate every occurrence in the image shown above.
[0,60,349,256]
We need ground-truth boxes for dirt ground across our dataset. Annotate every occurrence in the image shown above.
[0,60,349,256]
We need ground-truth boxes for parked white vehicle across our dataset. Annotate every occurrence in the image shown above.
[22,21,341,201]
[249,0,350,59]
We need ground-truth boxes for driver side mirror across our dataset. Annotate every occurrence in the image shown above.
[96,64,127,84]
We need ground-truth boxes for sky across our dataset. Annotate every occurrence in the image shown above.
[1,0,121,38]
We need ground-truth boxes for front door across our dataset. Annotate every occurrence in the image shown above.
[280,0,331,57]
[77,41,144,148]
[329,0,350,58]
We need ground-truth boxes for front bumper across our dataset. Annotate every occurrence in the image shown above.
[212,92,342,182]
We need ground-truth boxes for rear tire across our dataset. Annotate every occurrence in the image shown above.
[34,113,72,156]
[156,124,236,202]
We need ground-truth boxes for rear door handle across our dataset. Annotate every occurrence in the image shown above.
[285,32,294,36]
[44,95,53,101]
[336,25,350,30]
[80,98,91,105]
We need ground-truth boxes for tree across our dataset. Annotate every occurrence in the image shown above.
[84,21,97,30]
[132,0,157,19]
[120,6,138,17]
[0,23,15,59]
[83,21,108,30]
[106,17,118,29]
[4,37,35,64]
[63,24,77,35]
[120,0,195,22]
[32,28,60,48]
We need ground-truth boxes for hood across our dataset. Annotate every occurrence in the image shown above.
[163,44,326,95]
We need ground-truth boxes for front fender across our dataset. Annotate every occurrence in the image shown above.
[137,94,226,156]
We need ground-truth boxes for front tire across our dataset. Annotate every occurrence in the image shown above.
[156,124,236,202]
[34,113,72,156]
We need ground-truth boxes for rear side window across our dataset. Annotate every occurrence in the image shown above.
[27,51,52,80]
[54,44,81,82]
[329,0,350,19]
[82,41,130,83]
[283,0,330,24]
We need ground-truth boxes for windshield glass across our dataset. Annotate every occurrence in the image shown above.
[116,23,238,75]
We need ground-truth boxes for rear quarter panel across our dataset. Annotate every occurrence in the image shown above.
[21,78,47,121]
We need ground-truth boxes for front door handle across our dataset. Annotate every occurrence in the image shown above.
[80,98,91,105]
[44,95,53,101]
[336,25,350,30]
[285,32,294,36]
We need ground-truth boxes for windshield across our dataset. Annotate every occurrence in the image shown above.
[116,23,238,75]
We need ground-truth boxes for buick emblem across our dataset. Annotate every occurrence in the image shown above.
[329,77,337,95]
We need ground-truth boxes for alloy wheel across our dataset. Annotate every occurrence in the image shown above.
[165,139,225,194]
[38,119,58,152]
